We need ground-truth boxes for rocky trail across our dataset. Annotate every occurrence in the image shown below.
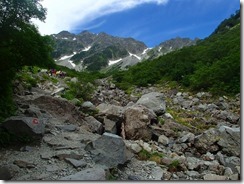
[0,71,240,181]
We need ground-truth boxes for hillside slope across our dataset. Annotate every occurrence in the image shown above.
[111,10,240,95]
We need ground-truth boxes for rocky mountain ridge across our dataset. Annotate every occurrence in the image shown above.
[0,69,240,181]
[52,31,197,71]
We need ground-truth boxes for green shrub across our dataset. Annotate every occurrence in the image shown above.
[137,149,164,164]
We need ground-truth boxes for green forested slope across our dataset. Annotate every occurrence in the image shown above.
[111,10,240,95]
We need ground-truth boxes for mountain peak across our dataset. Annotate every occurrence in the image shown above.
[57,30,73,37]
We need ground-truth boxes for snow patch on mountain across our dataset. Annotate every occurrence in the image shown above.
[60,52,76,60]
[68,60,76,67]
[109,58,122,66]
[129,52,141,60]
[82,46,92,51]
[142,48,149,55]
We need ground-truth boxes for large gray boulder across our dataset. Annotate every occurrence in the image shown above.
[136,92,166,115]
[1,116,45,139]
[124,105,156,141]
[88,132,132,168]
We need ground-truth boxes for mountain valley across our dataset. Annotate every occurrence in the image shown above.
[0,5,241,181]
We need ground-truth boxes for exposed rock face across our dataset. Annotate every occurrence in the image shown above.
[1,116,45,138]
[136,92,166,115]
[124,105,157,141]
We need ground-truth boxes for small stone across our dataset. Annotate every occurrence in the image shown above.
[40,152,53,160]
[185,171,200,178]
[128,175,141,180]
[179,132,195,143]
[13,160,36,169]
[202,152,215,161]
[164,113,173,119]
[46,165,60,172]
[229,174,239,180]
[20,146,33,152]
[224,167,233,176]
[130,143,142,153]
[203,174,227,180]
[162,171,172,180]
[158,135,169,146]
[143,142,152,152]
[64,158,87,168]
[161,157,172,165]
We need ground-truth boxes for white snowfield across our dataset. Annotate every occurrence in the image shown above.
[68,60,76,67]
[82,46,92,51]
[142,48,149,55]
[129,52,141,60]
[108,58,122,65]
[59,52,76,60]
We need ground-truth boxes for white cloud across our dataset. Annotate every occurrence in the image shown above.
[32,0,168,35]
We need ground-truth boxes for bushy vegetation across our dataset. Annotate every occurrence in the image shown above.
[56,65,105,102]
[110,10,240,96]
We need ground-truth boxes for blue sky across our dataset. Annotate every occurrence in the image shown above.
[34,0,240,47]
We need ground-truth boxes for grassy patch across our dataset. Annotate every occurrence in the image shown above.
[137,149,164,164]
[167,108,214,132]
